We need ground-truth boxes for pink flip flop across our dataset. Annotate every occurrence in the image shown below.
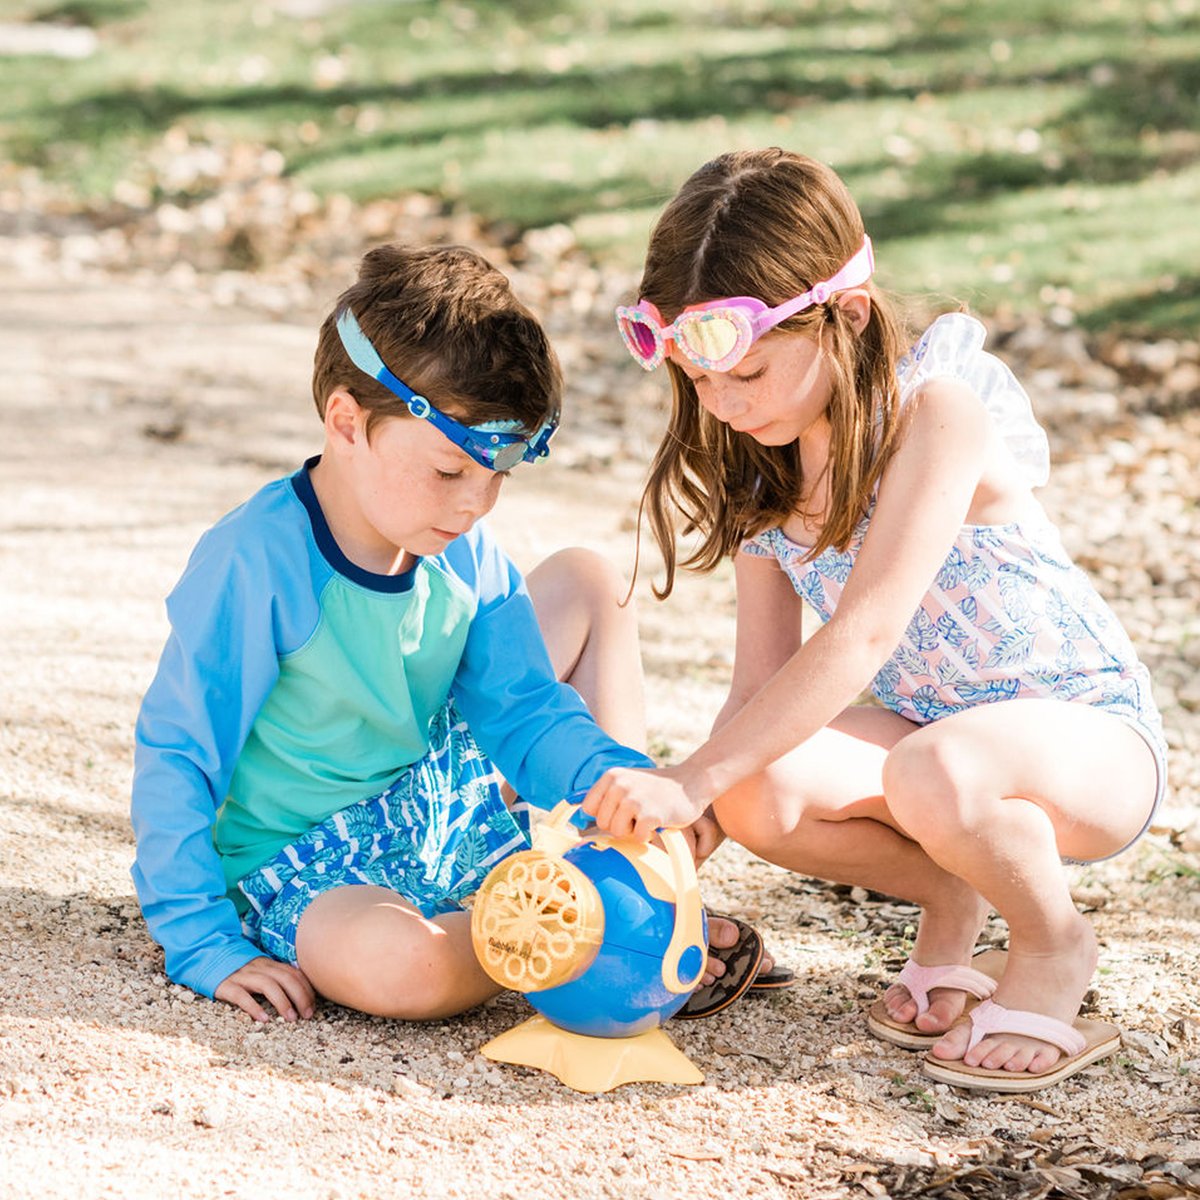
[867,949,1006,1049]
[921,998,1121,1093]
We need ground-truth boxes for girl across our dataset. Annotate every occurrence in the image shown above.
[583,149,1166,1092]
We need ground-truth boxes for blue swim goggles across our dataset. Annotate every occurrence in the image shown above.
[336,307,557,471]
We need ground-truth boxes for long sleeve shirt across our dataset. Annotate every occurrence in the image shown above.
[131,458,651,997]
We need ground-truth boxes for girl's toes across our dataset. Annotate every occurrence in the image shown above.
[913,995,958,1034]
[1024,1043,1062,1075]
[999,1044,1038,1074]
[883,986,917,1024]
[968,1036,1013,1070]
[971,1036,1063,1074]
[929,1021,971,1062]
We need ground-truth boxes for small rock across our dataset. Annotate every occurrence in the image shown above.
[193,1100,226,1129]
[391,1074,431,1100]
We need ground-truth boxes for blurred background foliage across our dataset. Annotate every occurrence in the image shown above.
[2,0,1198,333]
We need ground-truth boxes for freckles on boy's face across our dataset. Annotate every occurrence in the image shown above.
[354,413,506,554]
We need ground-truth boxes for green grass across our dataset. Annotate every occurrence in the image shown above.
[3,0,1198,333]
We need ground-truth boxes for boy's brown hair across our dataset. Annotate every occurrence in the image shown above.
[312,243,561,439]
[635,148,910,597]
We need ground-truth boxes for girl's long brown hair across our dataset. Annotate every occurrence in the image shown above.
[636,148,909,598]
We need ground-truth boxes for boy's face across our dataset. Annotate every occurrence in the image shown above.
[331,397,508,569]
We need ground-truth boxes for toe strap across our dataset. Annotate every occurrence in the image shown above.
[965,999,1087,1057]
[897,959,1000,1016]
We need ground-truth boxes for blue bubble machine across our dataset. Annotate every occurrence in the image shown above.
[470,800,708,1093]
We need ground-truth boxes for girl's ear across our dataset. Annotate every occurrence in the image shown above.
[324,387,364,452]
[835,288,871,334]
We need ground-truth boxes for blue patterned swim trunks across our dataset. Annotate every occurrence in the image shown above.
[237,703,532,965]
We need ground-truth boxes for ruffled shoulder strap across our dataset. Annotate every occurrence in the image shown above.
[896,313,1050,487]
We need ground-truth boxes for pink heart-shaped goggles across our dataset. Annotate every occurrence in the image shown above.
[615,235,874,373]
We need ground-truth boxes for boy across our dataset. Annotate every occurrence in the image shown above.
[131,243,653,1023]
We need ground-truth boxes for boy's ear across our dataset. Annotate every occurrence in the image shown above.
[835,288,871,333]
[324,387,364,450]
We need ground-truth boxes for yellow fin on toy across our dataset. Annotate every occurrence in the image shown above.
[531,799,584,857]
[480,1016,703,1093]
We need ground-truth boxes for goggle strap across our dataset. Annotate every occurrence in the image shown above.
[336,308,389,380]
[335,306,555,469]
[530,416,558,457]
[380,365,419,406]
[762,235,875,329]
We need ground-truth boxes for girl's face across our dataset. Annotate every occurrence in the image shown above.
[672,328,833,447]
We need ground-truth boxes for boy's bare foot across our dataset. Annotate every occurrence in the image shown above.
[929,913,1098,1074]
[702,914,776,985]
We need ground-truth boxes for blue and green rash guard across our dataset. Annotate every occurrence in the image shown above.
[131,458,651,999]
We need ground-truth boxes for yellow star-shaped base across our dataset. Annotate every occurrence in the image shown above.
[480,1016,704,1094]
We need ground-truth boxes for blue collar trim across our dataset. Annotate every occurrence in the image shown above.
[291,457,418,594]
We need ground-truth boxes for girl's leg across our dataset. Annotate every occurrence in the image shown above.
[713,705,994,1033]
[881,699,1157,1074]
[525,547,646,748]
[295,885,499,1020]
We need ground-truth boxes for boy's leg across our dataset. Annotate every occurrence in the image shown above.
[881,699,1157,1074]
[525,547,645,748]
[294,884,500,1020]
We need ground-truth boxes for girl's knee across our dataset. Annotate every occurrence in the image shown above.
[712,773,792,856]
[882,731,986,837]
[711,788,755,849]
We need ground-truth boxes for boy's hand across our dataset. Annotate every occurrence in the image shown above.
[215,957,317,1024]
[582,764,707,842]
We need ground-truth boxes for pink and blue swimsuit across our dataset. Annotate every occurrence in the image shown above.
[743,314,1167,829]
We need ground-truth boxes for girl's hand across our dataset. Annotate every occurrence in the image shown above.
[214,956,317,1023]
[681,808,727,867]
[581,764,708,842]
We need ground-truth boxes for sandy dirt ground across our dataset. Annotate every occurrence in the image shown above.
[2,227,1199,1200]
